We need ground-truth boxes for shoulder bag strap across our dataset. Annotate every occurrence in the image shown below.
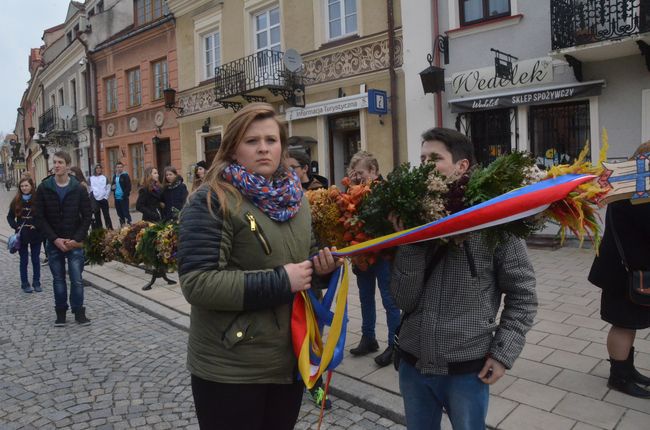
[607,208,630,272]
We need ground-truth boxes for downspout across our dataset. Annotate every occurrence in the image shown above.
[432,0,443,126]
[78,36,98,171]
[387,0,400,167]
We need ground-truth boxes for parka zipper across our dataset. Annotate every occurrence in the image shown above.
[245,212,272,255]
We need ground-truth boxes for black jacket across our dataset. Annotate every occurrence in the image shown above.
[34,175,92,243]
[162,178,188,221]
[136,186,163,222]
[7,197,42,244]
[111,172,132,199]
[589,200,650,290]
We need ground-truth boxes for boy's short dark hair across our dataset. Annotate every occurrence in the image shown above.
[288,150,310,168]
[53,151,72,165]
[421,128,476,166]
[115,161,124,168]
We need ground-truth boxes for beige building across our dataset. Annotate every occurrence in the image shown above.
[167,0,405,186]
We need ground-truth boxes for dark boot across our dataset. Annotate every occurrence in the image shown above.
[626,347,650,386]
[350,336,379,356]
[608,357,650,398]
[54,309,66,327]
[73,307,91,326]
[374,347,394,367]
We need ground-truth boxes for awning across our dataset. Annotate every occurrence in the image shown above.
[448,80,605,113]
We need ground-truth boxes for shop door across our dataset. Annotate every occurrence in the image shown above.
[155,138,171,169]
[529,101,590,168]
[204,134,222,168]
[328,114,361,185]
[469,108,513,166]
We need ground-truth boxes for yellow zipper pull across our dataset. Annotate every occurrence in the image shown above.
[245,212,257,232]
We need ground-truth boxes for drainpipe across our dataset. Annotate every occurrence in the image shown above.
[78,36,98,171]
[432,0,443,127]
[387,0,400,167]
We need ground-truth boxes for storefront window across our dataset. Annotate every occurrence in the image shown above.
[529,101,590,168]
[329,114,361,183]
[468,108,513,165]
[204,133,222,167]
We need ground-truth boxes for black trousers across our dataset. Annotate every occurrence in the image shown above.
[93,199,113,230]
[191,374,303,430]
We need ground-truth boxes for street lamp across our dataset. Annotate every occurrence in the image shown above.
[420,54,445,94]
[163,88,184,115]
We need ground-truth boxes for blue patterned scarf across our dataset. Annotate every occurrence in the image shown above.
[222,163,303,222]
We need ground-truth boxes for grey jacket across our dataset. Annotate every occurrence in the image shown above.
[390,233,537,375]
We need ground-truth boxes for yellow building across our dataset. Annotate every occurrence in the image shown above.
[167,0,405,186]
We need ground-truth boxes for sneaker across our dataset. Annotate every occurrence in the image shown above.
[307,386,332,410]
[33,285,43,293]
[21,286,33,294]
[54,309,66,327]
[74,307,91,326]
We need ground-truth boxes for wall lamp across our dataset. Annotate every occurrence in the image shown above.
[163,88,184,115]
[202,117,211,133]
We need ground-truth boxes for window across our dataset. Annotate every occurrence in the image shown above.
[127,68,141,107]
[74,23,80,36]
[80,71,87,109]
[203,31,221,80]
[135,0,164,26]
[88,9,95,17]
[70,79,78,112]
[97,0,104,13]
[152,59,168,100]
[254,6,281,52]
[58,88,65,106]
[130,143,145,185]
[105,76,117,113]
[67,31,73,44]
[460,0,510,25]
[50,94,56,108]
[327,0,357,40]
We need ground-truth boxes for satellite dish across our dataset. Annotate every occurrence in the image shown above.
[283,49,303,72]
[58,105,74,120]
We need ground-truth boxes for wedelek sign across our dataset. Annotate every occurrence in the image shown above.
[451,57,553,96]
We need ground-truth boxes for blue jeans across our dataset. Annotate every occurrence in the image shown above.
[47,243,85,312]
[399,361,489,430]
[115,198,131,224]
[355,258,400,345]
[18,241,41,289]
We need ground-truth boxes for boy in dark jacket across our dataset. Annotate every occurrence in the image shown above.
[111,161,132,226]
[34,151,93,327]
[391,129,537,430]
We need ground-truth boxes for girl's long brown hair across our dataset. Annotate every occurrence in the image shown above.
[141,167,159,192]
[70,166,88,186]
[202,102,288,216]
[12,178,35,217]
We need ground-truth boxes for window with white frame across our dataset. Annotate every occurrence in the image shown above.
[254,6,281,52]
[105,76,117,113]
[70,78,78,112]
[460,0,510,26]
[58,88,65,106]
[127,68,141,107]
[327,0,357,40]
[203,31,221,80]
[152,59,168,100]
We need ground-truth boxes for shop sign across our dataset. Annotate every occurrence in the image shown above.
[449,81,604,113]
[14,162,26,170]
[451,57,554,96]
[286,93,368,121]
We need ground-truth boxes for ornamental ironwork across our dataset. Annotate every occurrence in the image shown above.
[38,106,79,133]
[551,0,650,50]
[214,49,305,110]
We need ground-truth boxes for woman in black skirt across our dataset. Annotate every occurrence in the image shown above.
[588,141,650,398]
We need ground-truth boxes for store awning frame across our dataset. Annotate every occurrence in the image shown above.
[448,79,606,113]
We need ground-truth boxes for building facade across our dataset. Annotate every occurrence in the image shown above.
[90,0,180,205]
[168,0,406,187]
[401,0,650,165]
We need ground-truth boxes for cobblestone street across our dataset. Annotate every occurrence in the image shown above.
[0,232,401,430]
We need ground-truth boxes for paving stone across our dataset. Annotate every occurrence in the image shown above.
[533,320,578,336]
[500,379,567,411]
[616,409,650,430]
[498,404,575,430]
[548,369,609,400]
[519,343,555,362]
[538,334,589,353]
[485,395,517,428]
[543,350,599,373]
[563,315,607,330]
[508,358,562,384]
[553,393,625,429]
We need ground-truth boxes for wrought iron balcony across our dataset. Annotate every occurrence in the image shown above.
[551,0,650,50]
[214,49,305,111]
[38,106,79,134]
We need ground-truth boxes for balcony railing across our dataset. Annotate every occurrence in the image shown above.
[38,106,79,134]
[551,0,650,50]
[214,49,305,109]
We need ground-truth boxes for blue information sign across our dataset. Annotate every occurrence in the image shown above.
[367,89,388,115]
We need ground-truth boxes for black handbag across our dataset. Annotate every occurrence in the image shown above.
[609,210,650,307]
